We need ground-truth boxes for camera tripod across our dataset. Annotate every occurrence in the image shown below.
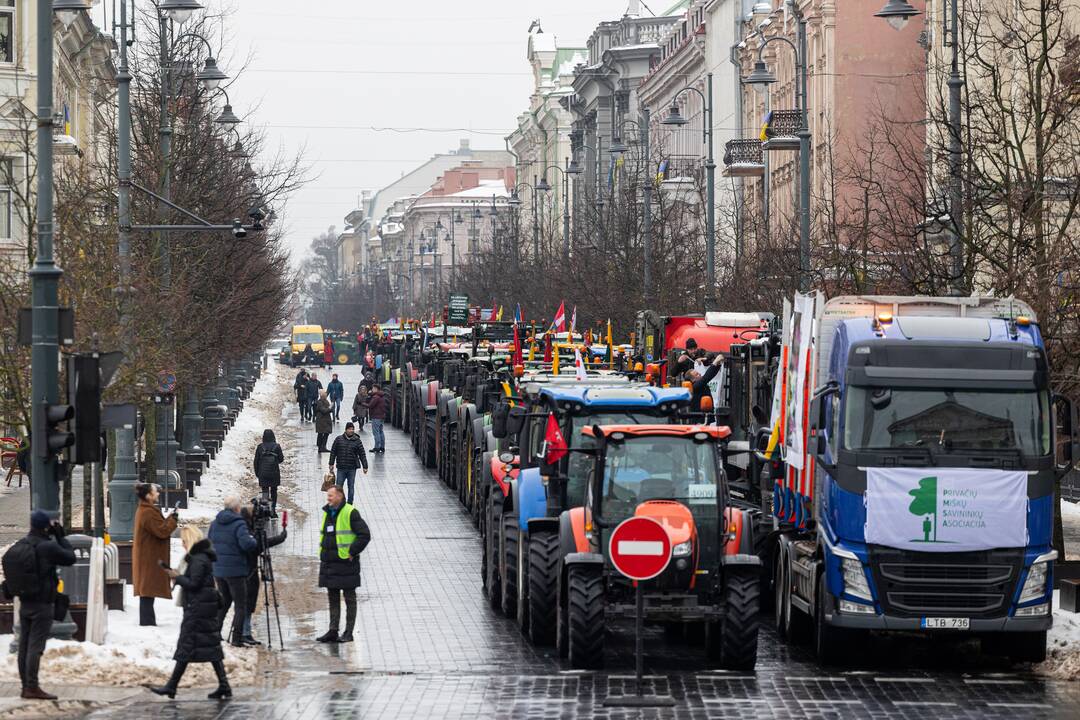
[255,526,285,650]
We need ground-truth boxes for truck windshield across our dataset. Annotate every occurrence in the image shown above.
[843,387,1051,456]
[293,332,322,345]
[476,324,514,342]
[564,412,666,505]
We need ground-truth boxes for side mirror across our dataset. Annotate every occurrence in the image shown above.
[751,404,767,426]
[506,405,527,437]
[492,401,510,439]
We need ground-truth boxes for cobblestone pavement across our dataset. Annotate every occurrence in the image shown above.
[76,364,1080,719]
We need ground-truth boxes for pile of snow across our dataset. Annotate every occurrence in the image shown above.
[0,542,264,688]
[184,362,288,521]
[1041,589,1080,678]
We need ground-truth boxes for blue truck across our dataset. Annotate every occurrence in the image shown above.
[490,383,691,644]
[770,295,1075,664]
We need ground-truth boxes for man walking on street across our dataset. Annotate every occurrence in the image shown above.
[327,373,344,422]
[1,511,77,700]
[329,422,368,505]
[294,368,309,421]
[316,485,371,644]
[305,372,323,424]
[365,384,387,454]
[207,496,258,646]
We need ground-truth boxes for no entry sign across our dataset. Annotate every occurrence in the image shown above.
[609,516,671,581]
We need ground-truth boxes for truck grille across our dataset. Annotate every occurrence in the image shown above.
[869,548,1022,618]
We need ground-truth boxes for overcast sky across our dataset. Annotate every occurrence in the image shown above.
[225,0,636,260]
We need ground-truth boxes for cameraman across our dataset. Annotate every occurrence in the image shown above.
[239,502,287,646]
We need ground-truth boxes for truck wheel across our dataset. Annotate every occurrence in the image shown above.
[997,631,1047,664]
[814,573,854,665]
[567,565,605,669]
[527,531,559,646]
[484,496,502,610]
[501,512,518,619]
[711,572,759,670]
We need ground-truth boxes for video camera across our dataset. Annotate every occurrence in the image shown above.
[250,496,274,535]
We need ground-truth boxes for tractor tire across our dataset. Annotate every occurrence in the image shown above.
[814,573,855,666]
[773,556,788,640]
[527,531,560,646]
[555,566,570,659]
[567,565,605,669]
[712,571,760,671]
[485,495,502,610]
[501,512,519,619]
[424,420,436,468]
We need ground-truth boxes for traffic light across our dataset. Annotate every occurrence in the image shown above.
[68,354,102,464]
[34,401,74,459]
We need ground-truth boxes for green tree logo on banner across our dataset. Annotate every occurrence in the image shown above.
[908,476,938,542]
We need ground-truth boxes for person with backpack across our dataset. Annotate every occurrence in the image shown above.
[2,510,77,700]
[253,429,285,514]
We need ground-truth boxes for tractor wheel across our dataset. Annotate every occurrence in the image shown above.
[773,555,788,640]
[501,512,519,619]
[424,420,436,468]
[555,567,569,659]
[527,531,559,646]
[567,565,605,669]
[485,495,502,610]
[712,571,759,671]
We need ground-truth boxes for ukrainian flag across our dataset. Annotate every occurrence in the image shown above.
[655,158,669,185]
[759,111,773,141]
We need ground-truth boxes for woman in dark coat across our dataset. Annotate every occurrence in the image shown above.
[145,526,231,700]
[315,390,334,453]
[253,429,285,513]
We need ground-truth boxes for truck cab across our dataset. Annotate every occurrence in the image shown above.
[774,295,1073,664]
[290,324,325,366]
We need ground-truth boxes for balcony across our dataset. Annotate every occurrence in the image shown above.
[722,139,764,178]
[762,109,801,152]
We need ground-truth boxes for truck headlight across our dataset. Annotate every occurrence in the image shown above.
[841,557,873,601]
[1019,560,1051,603]
[672,541,692,557]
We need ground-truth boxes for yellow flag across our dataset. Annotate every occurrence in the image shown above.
[497,306,504,321]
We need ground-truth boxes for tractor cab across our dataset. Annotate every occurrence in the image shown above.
[555,424,761,670]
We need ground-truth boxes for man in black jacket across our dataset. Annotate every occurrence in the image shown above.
[293,369,309,421]
[14,511,77,700]
[316,485,371,643]
[329,422,368,505]
[687,353,725,412]
[305,373,323,424]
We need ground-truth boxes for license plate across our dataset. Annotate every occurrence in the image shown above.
[921,617,970,630]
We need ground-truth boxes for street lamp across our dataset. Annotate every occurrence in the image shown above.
[663,73,716,306]
[53,0,92,29]
[196,56,228,89]
[873,0,964,293]
[536,160,574,260]
[161,0,202,25]
[215,90,242,125]
[742,5,811,293]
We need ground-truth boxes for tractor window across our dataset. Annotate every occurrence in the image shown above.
[599,436,719,527]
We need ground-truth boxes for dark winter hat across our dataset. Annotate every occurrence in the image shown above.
[685,338,698,349]
[30,509,50,530]
[345,421,355,430]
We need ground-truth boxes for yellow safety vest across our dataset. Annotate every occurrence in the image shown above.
[320,503,357,560]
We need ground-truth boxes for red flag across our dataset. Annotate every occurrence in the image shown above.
[550,301,567,332]
[543,332,553,362]
[543,412,568,465]
[512,323,523,366]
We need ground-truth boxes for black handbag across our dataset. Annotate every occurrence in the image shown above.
[53,592,70,622]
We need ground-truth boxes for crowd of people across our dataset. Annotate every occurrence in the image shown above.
[3,362,381,702]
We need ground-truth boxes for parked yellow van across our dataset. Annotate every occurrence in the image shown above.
[290,324,325,366]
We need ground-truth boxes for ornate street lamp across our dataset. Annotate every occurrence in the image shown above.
[161,0,202,25]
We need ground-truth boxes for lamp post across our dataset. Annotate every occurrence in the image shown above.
[743,4,810,292]
[610,111,653,303]
[572,139,607,249]
[534,160,573,261]
[662,74,716,306]
[434,209,462,292]
[873,0,964,293]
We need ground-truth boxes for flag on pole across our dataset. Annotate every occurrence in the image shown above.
[497,306,504,321]
[574,346,587,381]
[569,306,577,334]
[606,318,614,370]
[543,331,553,362]
[550,301,567,332]
[512,323,523,366]
[759,111,773,142]
[514,303,522,324]
[655,158,669,185]
[542,412,568,465]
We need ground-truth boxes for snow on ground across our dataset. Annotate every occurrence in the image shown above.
[1040,589,1080,679]
[183,361,291,522]
[0,543,263,688]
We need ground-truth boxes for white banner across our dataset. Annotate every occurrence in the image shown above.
[865,467,1028,552]
[785,293,814,470]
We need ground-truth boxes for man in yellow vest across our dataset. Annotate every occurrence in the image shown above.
[316,485,371,643]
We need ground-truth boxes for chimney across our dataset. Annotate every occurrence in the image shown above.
[458,138,472,155]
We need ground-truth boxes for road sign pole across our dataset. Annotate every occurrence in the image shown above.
[634,580,643,697]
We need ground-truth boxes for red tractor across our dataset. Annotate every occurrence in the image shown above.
[554,424,761,670]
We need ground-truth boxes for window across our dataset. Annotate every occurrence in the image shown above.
[0,1,13,64]
[0,159,11,240]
